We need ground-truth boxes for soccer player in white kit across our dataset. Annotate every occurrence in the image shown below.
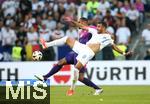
[40,18,132,94]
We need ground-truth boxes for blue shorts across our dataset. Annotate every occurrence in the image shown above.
[65,51,86,73]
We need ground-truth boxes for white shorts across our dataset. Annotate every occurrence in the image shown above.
[72,41,95,66]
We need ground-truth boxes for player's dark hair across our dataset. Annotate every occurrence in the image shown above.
[98,21,107,28]
[80,17,88,22]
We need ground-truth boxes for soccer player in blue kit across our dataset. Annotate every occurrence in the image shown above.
[35,17,103,96]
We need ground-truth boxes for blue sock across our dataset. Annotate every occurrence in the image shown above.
[79,78,100,89]
[43,64,62,78]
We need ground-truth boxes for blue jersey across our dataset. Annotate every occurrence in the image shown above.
[79,30,92,44]
[78,25,96,44]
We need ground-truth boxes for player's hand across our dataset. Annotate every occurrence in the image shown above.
[124,51,133,56]
[64,16,73,22]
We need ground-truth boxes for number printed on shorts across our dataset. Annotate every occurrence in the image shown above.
[82,55,87,59]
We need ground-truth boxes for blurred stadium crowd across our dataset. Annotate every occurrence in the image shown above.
[0,0,150,61]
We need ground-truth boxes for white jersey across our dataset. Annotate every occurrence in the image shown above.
[86,28,114,50]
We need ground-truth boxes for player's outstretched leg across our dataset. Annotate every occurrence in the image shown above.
[43,64,63,80]
[35,58,67,81]
[34,64,63,82]
[40,38,47,49]
[66,68,79,96]
[40,36,75,49]
[79,77,103,95]
[78,68,103,95]
[40,36,68,49]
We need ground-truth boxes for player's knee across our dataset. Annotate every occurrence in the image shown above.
[66,37,75,48]
[66,37,72,42]
[75,64,84,71]
[57,59,66,65]
[78,76,84,81]
[74,65,81,71]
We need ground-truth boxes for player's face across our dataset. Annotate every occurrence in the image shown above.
[97,24,103,32]
[79,19,88,25]
[83,21,88,25]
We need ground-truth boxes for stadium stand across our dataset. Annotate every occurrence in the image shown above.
[0,0,150,61]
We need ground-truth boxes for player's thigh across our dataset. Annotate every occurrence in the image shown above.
[57,58,68,65]
[72,41,83,54]
[79,73,84,81]
[65,52,76,64]
[79,67,86,73]
[75,61,84,70]
[76,48,95,66]
[66,37,76,48]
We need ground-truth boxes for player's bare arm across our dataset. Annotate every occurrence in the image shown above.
[112,44,132,56]
[64,17,89,30]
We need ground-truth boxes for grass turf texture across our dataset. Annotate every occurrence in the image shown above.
[50,86,150,104]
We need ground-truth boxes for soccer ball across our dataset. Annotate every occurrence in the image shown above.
[32,51,43,61]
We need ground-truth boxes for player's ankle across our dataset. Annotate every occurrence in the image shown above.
[43,76,48,81]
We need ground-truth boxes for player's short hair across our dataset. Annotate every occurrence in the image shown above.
[98,21,107,28]
[80,17,88,22]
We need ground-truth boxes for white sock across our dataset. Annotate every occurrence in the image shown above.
[46,36,68,47]
[70,68,79,90]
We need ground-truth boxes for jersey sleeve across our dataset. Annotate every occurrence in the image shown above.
[110,39,114,45]
[88,28,97,35]
[109,35,114,45]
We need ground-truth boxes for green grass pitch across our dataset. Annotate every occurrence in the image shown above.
[50,86,150,104]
